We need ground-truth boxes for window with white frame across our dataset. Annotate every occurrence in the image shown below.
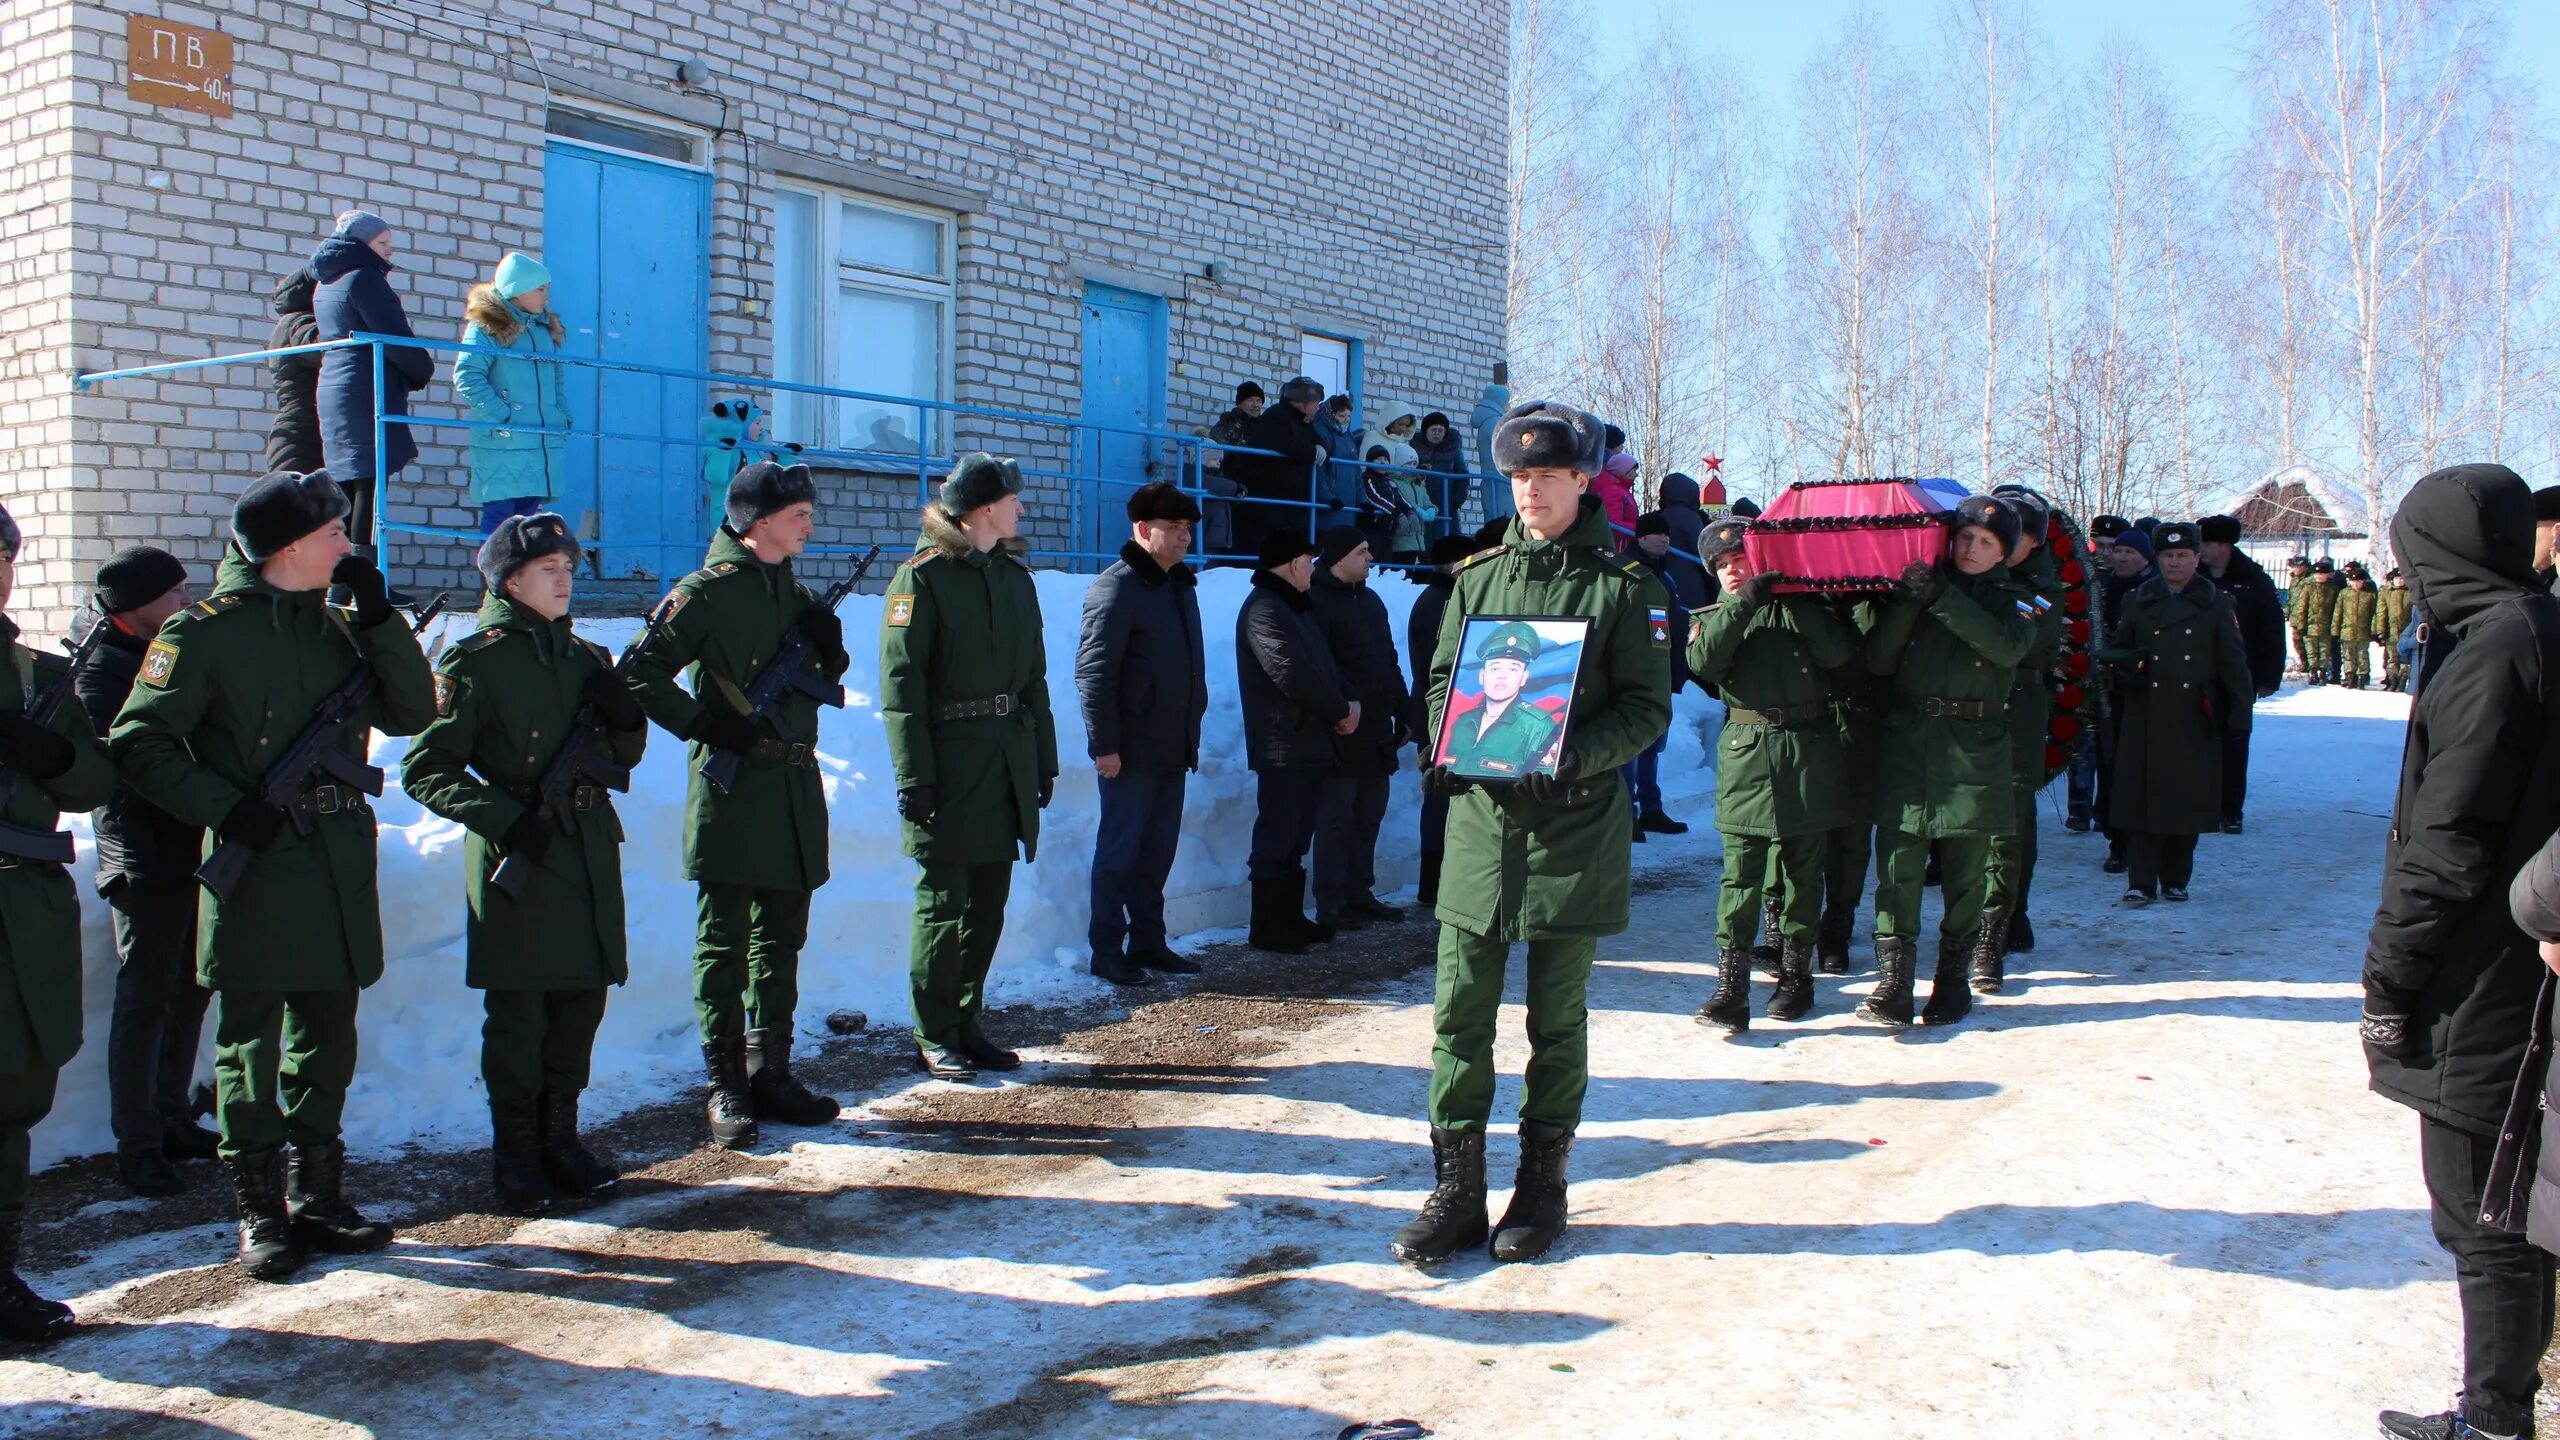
[769,185,955,459]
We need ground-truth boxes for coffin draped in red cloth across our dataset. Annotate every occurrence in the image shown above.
[1741,478,1965,594]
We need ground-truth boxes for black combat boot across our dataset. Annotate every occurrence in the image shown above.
[1920,936,1974,1026]
[226,1148,303,1281]
[1389,1127,1489,1264]
[1489,1120,1574,1262]
[1816,904,1854,976]
[1090,949,1156,987]
[1972,910,2010,995]
[2005,906,2035,954]
[1247,876,1309,954]
[0,1210,74,1344]
[1750,895,1783,975]
[702,1038,760,1149]
[745,1027,842,1126]
[537,1089,619,1201]
[285,1138,393,1253]
[1287,868,1336,944]
[1859,936,1916,1026]
[488,1101,552,1217]
[1349,894,1405,923]
[1695,947,1752,1034]
[162,1115,221,1162]
[1767,938,1816,1021]
[1638,808,1689,835]
[957,1023,1022,1073]
[1417,851,1444,909]
[117,1140,185,1198]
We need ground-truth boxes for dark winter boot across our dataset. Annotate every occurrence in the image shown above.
[1694,947,1752,1034]
[1920,937,1974,1026]
[1090,949,1156,987]
[1859,936,1916,1026]
[1489,1119,1574,1262]
[1816,904,1854,976]
[702,1038,760,1150]
[162,1115,221,1162]
[1750,895,1783,975]
[226,1148,303,1281]
[1348,894,1406,923]
[1767,938,1817,1021]
[957,1024,1021,1073]
[745,1027,842,1126]
[538,1089,619,1201]
[2377,1404,2526,1439]
[1417,851,1443,909]
[1287,868,1336,944]
[1247,876,1309,954]
[1638,808,1689,835]
[1972,910,2010,995]
[117,1139,185,1198]
[1389,1127,1489,1264]
[0,1210,74,1344]
[285,1138,394,1253]
[2005,906,2035,954]
[488,1101,552,1217]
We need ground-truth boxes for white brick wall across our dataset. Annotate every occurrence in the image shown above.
[7,0,1508,633]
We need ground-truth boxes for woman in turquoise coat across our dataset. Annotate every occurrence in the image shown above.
[453,252,572,535]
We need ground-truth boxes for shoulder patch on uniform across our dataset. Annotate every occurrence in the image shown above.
[432,671,465,717]
[887,594,915,628]
[1649,606,1671,647]
[183,594,245,621]
[709,562,739,577]
[455,628,509,653]
[659,586,694,621]
[140,638,179,687]
[1457,548,1504,571]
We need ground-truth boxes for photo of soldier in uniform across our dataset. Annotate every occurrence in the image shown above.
[1434,616,1587,781]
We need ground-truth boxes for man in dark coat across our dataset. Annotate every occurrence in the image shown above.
[310,212,435,556]
[1649,473,1713,609]
[74,548,214,1200]
[265,268,324,474]
[1307,525,1417,931]
[1622,511,1693,838]
[1076,482,1208,987]
[2092,523,2156,871]
[1230,377,1325,563]
[1407,533,1483,907]
[1235,530,1351,953]
[2365,463,2560,1440]
[2100,522,2254,904]
[2197,515,2285,833]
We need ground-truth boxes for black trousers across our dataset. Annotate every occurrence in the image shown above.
[1312,770,1390,914]
[1248,769,1324,883]
[1089,765,1186,957]
[2422,1115,2555,1433]
[106,881,208,1148]
[2124,833,2197,896]
[2220,729,2250,826]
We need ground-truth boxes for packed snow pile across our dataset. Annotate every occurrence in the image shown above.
[35,565,1722,1165]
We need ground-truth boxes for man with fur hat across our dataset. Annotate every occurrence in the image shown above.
[0,504,117,1339]
[1392,401,1671,1267]
[2100,521,2254,905]
[1076,481,1208,987]
[2305,556,2345,685]
[401,514,646,1215]
[72,547,215,1201]
[881,455,1058,1081]
[2336,560,2382,689]
[628,460,851,1143]
[110,471,433,1280]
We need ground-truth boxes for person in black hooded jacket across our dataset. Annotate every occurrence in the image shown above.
[2365,463,2560,1440]
[265,268,324,474]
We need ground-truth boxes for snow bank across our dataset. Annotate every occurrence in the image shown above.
[36,566,1723,1165]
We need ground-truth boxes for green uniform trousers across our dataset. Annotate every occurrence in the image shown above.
[1718,832,1824,949]
[481,988,609,1105]
[1984,789,2040,923]
[2342,640,2372,688]
[2291,624,2312,674]
[0,1064,59,1211]
[1822,823,1874,927]
[695,883,810,1043]
[911,860,1014,1048]
[1428,925,1596,1133]
[2308,633,2334,677]
[213,987,360,1159]
[1873,829,1994,948]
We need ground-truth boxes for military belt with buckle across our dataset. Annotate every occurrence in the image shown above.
[745,739,817,766]
[1905,696,1995,720]
[1726,704,1821,728]
[931,695,1017,722]
[304,783,372,816]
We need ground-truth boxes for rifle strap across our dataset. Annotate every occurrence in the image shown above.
[707,669,753,716]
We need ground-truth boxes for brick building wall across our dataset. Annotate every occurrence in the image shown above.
[6,0,1509,633]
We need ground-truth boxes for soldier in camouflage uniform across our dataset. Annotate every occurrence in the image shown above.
[2305,558,2344,684]
[2380,568,2415,691]
[2285,556,2314,677]
[2335,562,2380,690]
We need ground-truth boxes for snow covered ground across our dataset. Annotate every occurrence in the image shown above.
[0,681,2471,1438]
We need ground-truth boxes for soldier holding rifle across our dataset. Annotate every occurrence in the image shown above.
[110,470,434,1280]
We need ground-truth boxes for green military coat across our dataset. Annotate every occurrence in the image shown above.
[2103,576,2254,836]
[626,527,844,891]
[2379,584,2415,643]
[1427,498,1672,940]
[2006,547,2071,791]
[1865,563,2036,839]
[879,514,1059,866]
[2336,583,2381,644]
[1686,593,1857,838]
[1829,599,1887,815]
[0,621,116,1074]
[399,596,647,990]
[109,548,434,991]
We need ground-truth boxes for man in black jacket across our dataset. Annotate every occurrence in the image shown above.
[1308,526,1417,931]
[1230,377,1325,565]
[1237,530,1352,952]
[2197,515,2285,833]
[1077,483,1209,987]
[2366,463,2560,1440]
[73,547,216,1198]
[1409,533,1486,906]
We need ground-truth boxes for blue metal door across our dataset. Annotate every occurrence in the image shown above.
[543,141,709,581]
[1077,282,1167,567]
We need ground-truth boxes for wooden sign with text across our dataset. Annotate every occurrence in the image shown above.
[127,17,233,118]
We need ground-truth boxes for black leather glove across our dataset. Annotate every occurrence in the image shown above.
[500,809,555,863]
[1735,572,1781,609]
[218,796,288,852]
[1512,750,1582,804]
[1899,561,1947,609]
[794,607,848,669]
[1420,765,1474,798]
[581,668,646,732]
[0,712,73,780]
[1039,775,1055,809]
[331,555,395,630]
[898,785,936,823]
[686,708,764,755]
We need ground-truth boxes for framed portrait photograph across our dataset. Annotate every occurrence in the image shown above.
[1435,615,1591,781]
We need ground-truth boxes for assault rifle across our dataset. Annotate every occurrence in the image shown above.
[195,593,447,900]
[0,607,113,865]
[488,598,673,897]
[700,545,880,795]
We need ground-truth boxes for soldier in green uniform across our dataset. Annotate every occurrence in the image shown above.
[1815,597,1886,977]
[1686,518,1858,1031]
[2335,561,2380,689]
[111,471,434,1279]
[1979,485,2070,992]
[1441,621,1564,780]
[880,455,1059,1081]
[1860,496,2035,1028]
[2303,557,2342,684]
[400,515,645,1214]
[2285,555,2315,678]
[2380,567,2415,691]
[1392,402,1670,1266]
[627,461,849,1150]
[0,504,117,1340]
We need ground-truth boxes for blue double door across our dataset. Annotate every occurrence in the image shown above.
[1077,282,1168,566]
[543,141,709,581]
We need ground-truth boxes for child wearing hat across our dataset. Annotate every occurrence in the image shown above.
[454,251,571,535]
